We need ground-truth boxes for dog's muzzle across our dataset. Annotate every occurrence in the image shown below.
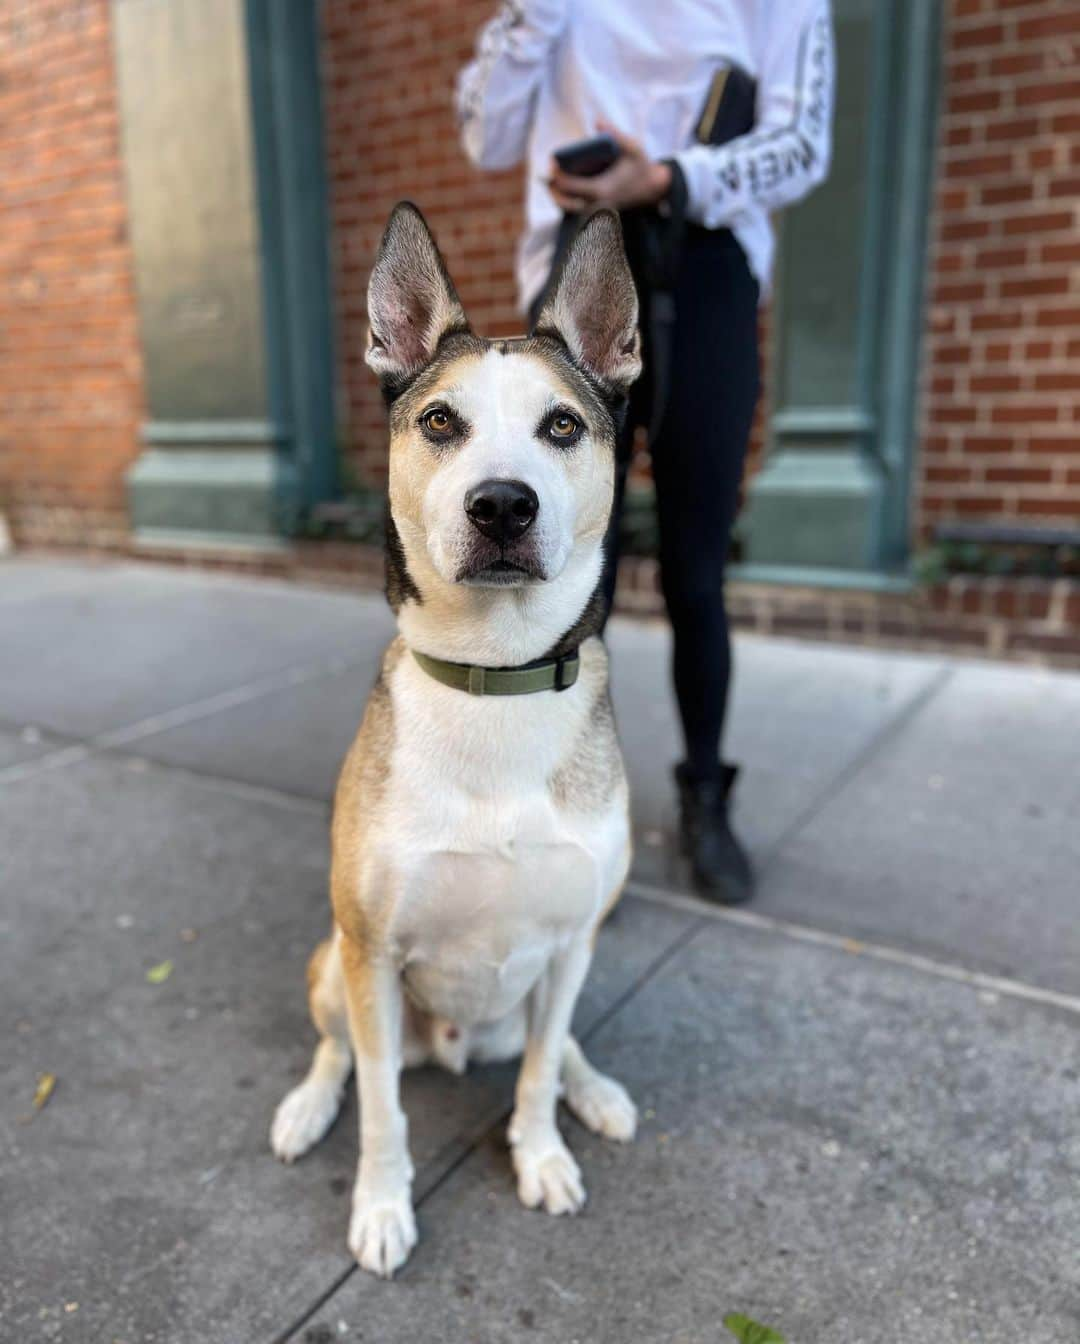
[457,478,545,585]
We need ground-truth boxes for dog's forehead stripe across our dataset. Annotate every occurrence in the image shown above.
[468,347,591,416]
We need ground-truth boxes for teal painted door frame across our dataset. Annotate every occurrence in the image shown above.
[118,0,337,547]
[875,0,943,570]
[245,0,339,532]
[740,0,942,584]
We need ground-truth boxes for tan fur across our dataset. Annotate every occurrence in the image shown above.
[339,934,390,1062]
[329,639,405,953]
[306,938,330,997]
[305,939,336,1038]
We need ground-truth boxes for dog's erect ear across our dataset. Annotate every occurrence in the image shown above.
[533,209,641,391]
[366,202,469,382]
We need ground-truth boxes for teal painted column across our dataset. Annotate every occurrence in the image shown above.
[112,0,337,547]
[742,0,941,580]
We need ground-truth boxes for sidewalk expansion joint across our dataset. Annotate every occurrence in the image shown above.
[0,651,371,790]
[625,878,1080,1019]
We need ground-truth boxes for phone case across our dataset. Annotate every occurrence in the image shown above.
[695,64,757,146]
[553,135,620,178]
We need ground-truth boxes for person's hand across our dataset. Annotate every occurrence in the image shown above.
[547,122,672,212]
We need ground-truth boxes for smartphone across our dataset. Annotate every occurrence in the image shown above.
[553,134,621,178]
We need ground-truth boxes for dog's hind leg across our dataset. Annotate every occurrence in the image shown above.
[561,1036,637,1142]
[271,930,353,1163]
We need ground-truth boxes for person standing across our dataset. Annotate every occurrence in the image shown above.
[457,1,834,904]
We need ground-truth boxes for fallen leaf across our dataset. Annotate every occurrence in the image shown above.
[146,959,174,984]
[179,928,198,943]
[33,1072,56,1110]
[723,1313,786,1344]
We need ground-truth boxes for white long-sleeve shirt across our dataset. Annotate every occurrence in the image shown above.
[457,0,834,312]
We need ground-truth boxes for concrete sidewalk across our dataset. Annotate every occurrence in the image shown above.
[1,555,1077,1344]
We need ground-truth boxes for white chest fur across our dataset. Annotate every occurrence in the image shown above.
[362,649,628,1027]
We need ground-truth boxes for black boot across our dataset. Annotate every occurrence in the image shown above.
[675,762,754,905]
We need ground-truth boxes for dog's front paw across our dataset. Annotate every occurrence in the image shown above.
[564,1070,637,1143]
[270,1080,343,1163]
[348,1187,417,1278]
[510,1129,586,1216]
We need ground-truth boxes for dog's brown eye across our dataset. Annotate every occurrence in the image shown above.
[423,407,453,434]
[550,413,580,439]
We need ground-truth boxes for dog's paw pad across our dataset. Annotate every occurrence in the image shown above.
[348,1192,417,1278]
[513,1141,586,1216]
[565,1072,637,1143]
[270,1081,342,1163]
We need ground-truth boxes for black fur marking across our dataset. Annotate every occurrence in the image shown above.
[384,505,422,612]
[379,322,474,407]
[608,390,630,434]
[542,578,607,660]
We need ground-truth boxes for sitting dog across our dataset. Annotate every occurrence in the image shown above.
[271,202,642,1277]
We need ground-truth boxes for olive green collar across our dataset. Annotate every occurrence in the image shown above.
[411,647,580,696]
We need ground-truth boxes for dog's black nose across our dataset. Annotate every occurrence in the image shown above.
[464,479,539,544]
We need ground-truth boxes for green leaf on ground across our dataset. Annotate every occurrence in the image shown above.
[146,959,174,984]
[33,1072,57,1110]
[723,1313,786,1344]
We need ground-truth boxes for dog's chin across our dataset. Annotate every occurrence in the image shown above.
[457,557,547,588]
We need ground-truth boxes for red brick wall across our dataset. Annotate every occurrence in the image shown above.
[322,0,525,490]
[0,0,144,545]
[919,0,1080,540]
[4,0,1076,574]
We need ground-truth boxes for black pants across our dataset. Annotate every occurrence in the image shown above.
[537,223,760,782]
